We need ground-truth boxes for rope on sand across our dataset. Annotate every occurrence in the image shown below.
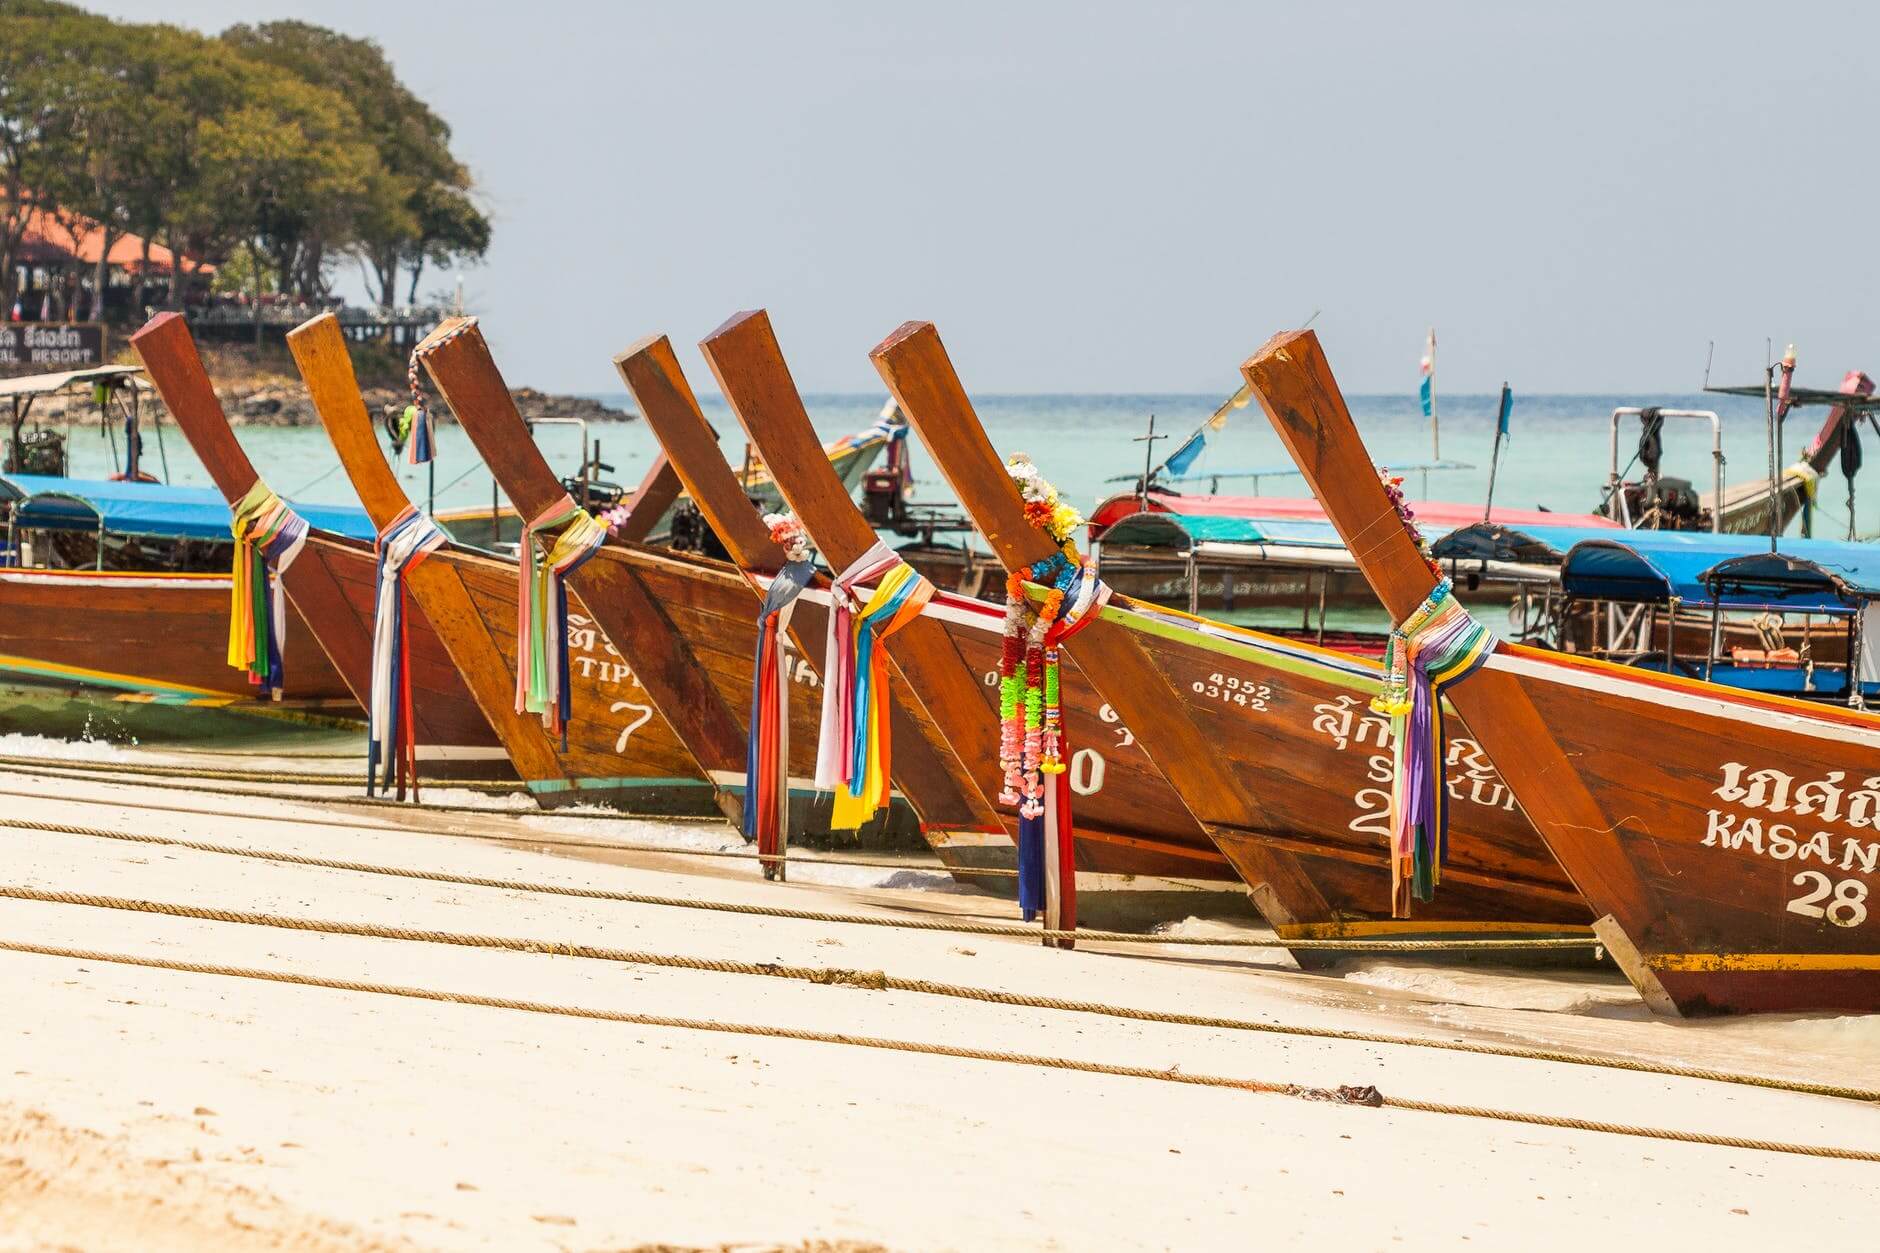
[0,868,1869,1104]
[2,937,1875,1164]
[0,787,1018,878]
[0,835,1591,952]
[0,752,520,794]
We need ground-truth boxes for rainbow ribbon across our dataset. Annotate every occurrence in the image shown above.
[743,560,816,878]
[368,506,448,799]
[227,482,309,699]
[1370,579,1497,915]
[517,496,607,747]
[814,541,933,831]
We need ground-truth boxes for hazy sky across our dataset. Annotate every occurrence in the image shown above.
[92,1,1880,396]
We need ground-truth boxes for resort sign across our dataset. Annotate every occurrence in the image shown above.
[0,323,106,368]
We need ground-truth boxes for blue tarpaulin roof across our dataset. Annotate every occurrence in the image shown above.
[1098,511,1414,551]
[0,474,375,542]
[1560,530,1880,611]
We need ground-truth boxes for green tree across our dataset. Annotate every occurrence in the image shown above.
[194,67,383,333]
[221,20,489,310]
[0,1,100,313]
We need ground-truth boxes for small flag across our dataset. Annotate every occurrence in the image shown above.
[1418,343,1434,420]
[1164,429,1207,477]
[1496,384,1513,439]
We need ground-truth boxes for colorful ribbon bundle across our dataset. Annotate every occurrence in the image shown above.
[517,496,608,748]
[403,345,436,465]
[368,506,448,799]
[815,541,934,831]
[744,514,817,878]
[227,481,310,699]
[1370,579,1497,915]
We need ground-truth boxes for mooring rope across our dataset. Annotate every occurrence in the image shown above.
[0,752,519,794]
[0,857,1586,952]
[0,788,1016,877]
[0,825,1866,1103]
[0,938,1872,1163]
[2,762,645,822]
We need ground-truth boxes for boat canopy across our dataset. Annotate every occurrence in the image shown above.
[0,365,147,401]
[1561,530,1880,613]
[1097,510,1369,551]
[0,474,375,542]
[1433,522,1628,566]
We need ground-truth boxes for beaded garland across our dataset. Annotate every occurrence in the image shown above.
[999,454,1110,940]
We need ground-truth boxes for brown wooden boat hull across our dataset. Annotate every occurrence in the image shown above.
[0,567,352,704]
[578,540,925,841]
[1486,651,1880,1012]
[1245,327,1880,1013]
[423,540,722,815]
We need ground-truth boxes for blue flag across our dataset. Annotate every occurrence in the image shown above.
[1495,384,1513,438]
[1164,430,1207,477]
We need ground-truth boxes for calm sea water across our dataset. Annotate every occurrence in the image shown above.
[61,389,1876,539]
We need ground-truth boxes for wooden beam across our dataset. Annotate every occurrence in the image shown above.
[869,320,1332,918]
[129,313,259,499]
[614,452,682,542]
[285,311,567,784]
[1238,330,1659,926]
[615,334,782,566]
[285,314,411,530]
[411,318,755,783]
[617,330,1002,835]
[698,309,1005,805]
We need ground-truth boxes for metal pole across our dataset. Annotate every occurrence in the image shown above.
[1765,346,1779,552]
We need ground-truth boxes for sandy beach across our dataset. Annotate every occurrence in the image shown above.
[0,742,1875,1251]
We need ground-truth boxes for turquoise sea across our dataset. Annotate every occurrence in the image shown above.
[59,389,1877,541]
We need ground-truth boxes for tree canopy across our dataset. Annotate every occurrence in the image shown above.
[0,1,490,314]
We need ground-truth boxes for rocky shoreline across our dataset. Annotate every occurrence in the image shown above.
[191,381,635,429]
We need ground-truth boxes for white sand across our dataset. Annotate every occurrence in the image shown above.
[2,754,1878,1251]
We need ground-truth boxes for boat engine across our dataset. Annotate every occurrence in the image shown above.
[1605,476,1708,530]
[668,499,731,561]
[861,468,906,529]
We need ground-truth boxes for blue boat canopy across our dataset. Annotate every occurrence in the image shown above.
[0,474,375,542]
[1560,529,1880,613]
[1096,510,1399,551]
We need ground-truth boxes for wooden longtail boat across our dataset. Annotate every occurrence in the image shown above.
[1244,329,1880,1014]
[129,313,511,781]
[287,313,720,815]
[687,310,1257,917]
[410,319,934,845]
[870,322,1595,949]
[0,487,352,707]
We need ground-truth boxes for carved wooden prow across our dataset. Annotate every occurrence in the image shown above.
[870,320,1332,922]
[1239,331,1664,945]
[698,309,1005,807]
[615,452,682,542]
[617,331,999,835]
[615,334,784,567]
[285,314,410,530]
[410,318,752,795]
[284,310,566,781]
[411,318,566,521]
[129,312,261,501]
